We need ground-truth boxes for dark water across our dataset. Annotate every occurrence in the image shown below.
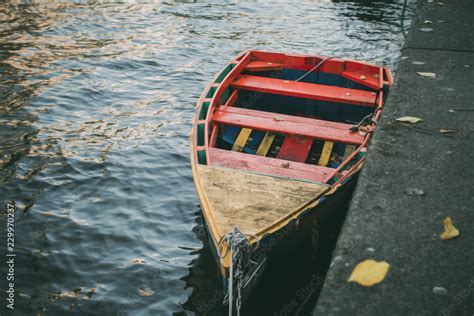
[0,1,413,315]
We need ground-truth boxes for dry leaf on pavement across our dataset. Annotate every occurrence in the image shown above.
[417,72,436,78]
[348,259,390,286]
[395,116,422,124]
[440,217,460,240]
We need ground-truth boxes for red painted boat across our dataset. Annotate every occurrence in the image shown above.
[190,50,392,312]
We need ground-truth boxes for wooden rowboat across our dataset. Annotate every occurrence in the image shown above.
[190,50,392,312]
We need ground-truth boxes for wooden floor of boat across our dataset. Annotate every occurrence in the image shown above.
[197,164,330,236]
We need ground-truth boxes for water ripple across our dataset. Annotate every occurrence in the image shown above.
[0,1,413,315]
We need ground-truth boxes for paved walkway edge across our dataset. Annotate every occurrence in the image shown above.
[313,0,474,315]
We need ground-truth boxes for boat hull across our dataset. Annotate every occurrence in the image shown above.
[198,170,359,306]
[189,50,392,310]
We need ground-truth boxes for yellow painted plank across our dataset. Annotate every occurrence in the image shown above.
[318,141,334,167]
[343,144,357,160]
[231,128,252,152]
[256,132,276,156]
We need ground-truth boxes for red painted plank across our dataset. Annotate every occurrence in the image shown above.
[231,75,376,107]
[342,71,381,90]
[383,67,393,86]
[277,136,312,162]
[222,90,238,108]
[208,148,333,183]
[213,106,364,145]
[249,51,346,75]
[245,61,284,72]
[250,51,286,64]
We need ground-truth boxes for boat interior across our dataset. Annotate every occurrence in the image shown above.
[192,50,391,238]
[195,51,390,186]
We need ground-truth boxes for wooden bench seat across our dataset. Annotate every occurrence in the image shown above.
[208,148,334,183]
[231,75,376,107]
[213,106,364,145]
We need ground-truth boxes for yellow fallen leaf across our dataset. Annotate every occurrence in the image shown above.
[273,116,284,121]
[440,217,459,240]
[395,116,422,124]
[348,260,390,286]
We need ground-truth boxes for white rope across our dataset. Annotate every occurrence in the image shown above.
[295,56,332,82]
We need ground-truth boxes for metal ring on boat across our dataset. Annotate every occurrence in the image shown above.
[217,235,229,259]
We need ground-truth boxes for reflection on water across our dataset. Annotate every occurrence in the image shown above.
[0,1,413,315]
